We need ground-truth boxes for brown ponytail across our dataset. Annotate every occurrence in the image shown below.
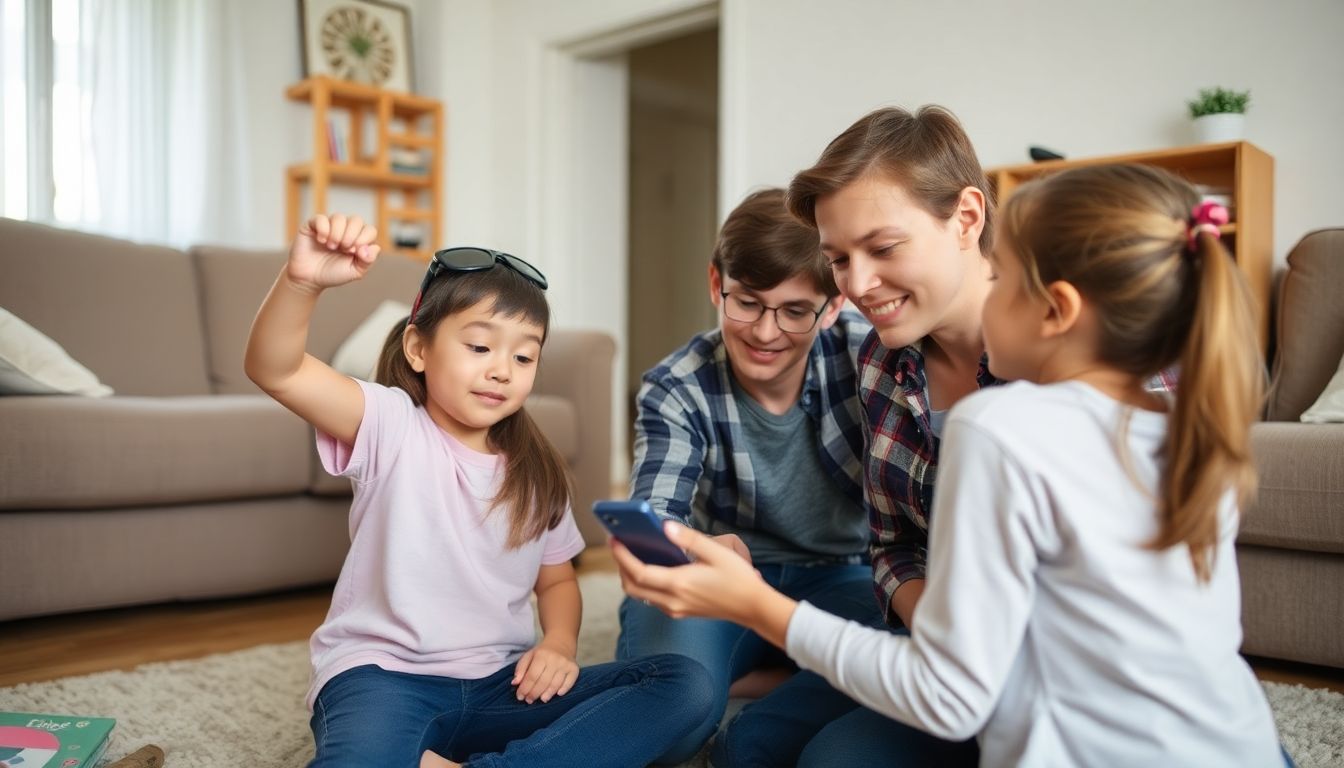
[373,269,574,549]
[999,164,1264,581]
[1156,227,1263,580]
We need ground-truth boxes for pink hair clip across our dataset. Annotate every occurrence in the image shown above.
[1187,200,1230,252]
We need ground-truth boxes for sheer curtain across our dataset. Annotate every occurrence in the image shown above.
[76,0,251,247]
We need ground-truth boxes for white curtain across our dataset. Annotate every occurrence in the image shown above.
[78,0,250,247]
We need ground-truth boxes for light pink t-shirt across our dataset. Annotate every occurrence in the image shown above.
[306,380,586,709]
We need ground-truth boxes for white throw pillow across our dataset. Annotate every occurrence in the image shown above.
[331,300,412,380]
[0,307,113,396]
[1301,349,1344,423]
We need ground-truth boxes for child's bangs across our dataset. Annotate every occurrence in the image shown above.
[422,267,551,337]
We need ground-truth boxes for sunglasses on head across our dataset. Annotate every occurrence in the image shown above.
[408,247,549,323]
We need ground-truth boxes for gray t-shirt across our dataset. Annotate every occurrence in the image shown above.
[720,378,870,564]
[928,406,948,438]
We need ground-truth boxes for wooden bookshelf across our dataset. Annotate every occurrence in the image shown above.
[987,141,1274,349]
[285,76,443,261]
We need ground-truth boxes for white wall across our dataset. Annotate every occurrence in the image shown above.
[229,0,1344,263]
[220,0,1344,484]
[719,0,1344,263]
[426,0,719,484]
[215,0,448,249]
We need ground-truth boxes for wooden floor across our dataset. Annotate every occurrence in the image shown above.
[1,544,1341,696]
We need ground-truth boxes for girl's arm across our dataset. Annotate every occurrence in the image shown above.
[513,561,582,704]
[613,525,796,644]
[617,417,1041,741]
[244,214,380,445]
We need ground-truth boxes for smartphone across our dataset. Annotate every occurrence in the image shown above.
[593,500,691,566]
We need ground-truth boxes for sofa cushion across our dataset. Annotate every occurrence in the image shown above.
[525,395,579,460]
[0,308,113,396]
[331,300,412,379]
[0,395,312,509]
[1239,421,1344,554]
[0,498,351,621]
[1300,348,1344,423]
[306,393,579,496]
[1266,228,1344,422]
[0,218,212,396]
[192,246,425,395]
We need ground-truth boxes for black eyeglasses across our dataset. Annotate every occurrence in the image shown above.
[409,247,549,322]
[719,290,828,334]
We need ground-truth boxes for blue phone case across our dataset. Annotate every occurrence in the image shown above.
[593,500,691,566]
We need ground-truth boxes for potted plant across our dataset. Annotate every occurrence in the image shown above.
[1187,86,1250,144]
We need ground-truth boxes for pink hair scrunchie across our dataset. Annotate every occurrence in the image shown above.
[1187,200,1230,252]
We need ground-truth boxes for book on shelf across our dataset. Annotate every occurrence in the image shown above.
[389,147,429,175]
[0,711,116,768]
[326,117,357,163]
[326,117,340,162]
[392,221,425,249]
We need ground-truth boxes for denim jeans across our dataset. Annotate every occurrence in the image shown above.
[800,709,1297,768]
[797,703,978,768]
[615,561,888,767]
[309,654,714,768]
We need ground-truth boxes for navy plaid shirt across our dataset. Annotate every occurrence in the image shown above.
[863,332,1180,627]
[631,311,872,561]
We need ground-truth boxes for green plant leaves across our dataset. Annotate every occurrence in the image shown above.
[1187,87,1251,117]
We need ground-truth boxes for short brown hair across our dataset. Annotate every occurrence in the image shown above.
[713,188,838,297]
[786,105,994,253]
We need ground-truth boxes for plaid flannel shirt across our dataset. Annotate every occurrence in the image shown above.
[631,311,871,561]
[862,333,1179,627]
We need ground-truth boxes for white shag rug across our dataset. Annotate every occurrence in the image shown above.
[1,572,1340,767]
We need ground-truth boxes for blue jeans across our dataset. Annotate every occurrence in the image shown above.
[798,704,978,768]
[616,561,888,766]
[800,711,1297,768]
[309,655,714,768]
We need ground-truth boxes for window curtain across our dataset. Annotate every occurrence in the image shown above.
[80,0,250,247]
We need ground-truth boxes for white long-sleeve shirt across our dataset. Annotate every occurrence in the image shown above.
[787,381,1282,767]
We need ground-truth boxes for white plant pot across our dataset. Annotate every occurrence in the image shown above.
[1193,113,1245,144]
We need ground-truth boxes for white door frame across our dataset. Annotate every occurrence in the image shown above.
[530,1,719,484]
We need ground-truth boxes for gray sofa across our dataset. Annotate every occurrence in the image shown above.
[1239,227,1344,669]
[0,218,614,621]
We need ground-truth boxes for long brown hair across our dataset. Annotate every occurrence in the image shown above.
[786,105,994,253]
[999,163,1264,581]
[375,267,574,549]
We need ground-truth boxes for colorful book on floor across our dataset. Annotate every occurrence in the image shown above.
[0,711,115,768]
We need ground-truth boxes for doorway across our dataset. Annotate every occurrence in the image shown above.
[625,27,720,461]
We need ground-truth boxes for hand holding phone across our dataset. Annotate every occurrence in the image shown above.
[593,500,691,566]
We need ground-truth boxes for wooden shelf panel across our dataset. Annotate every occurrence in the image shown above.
[286,76,439,118]
[287,77,442,259]
[289,162,432,189]
[386,208,436,221]
[987,141,1272,350]
[388,133,436,149]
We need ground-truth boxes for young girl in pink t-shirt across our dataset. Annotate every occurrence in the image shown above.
[245,214,712,768]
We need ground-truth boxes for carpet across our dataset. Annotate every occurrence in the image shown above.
[1,572,1339,767]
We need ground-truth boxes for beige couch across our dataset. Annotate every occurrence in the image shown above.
[1239,228,1344,669]
[0,218,614,621]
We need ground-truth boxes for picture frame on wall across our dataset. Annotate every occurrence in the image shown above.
[299,0,414,93]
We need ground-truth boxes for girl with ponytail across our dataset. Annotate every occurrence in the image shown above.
[615,165,1290,766]
[246,214,712,768]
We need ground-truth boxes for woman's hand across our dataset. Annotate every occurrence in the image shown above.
[613,522,798,645]
[287,213,380,292]
[512,637,579,704]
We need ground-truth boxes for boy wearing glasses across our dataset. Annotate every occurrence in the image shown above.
[615,188,880,766]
